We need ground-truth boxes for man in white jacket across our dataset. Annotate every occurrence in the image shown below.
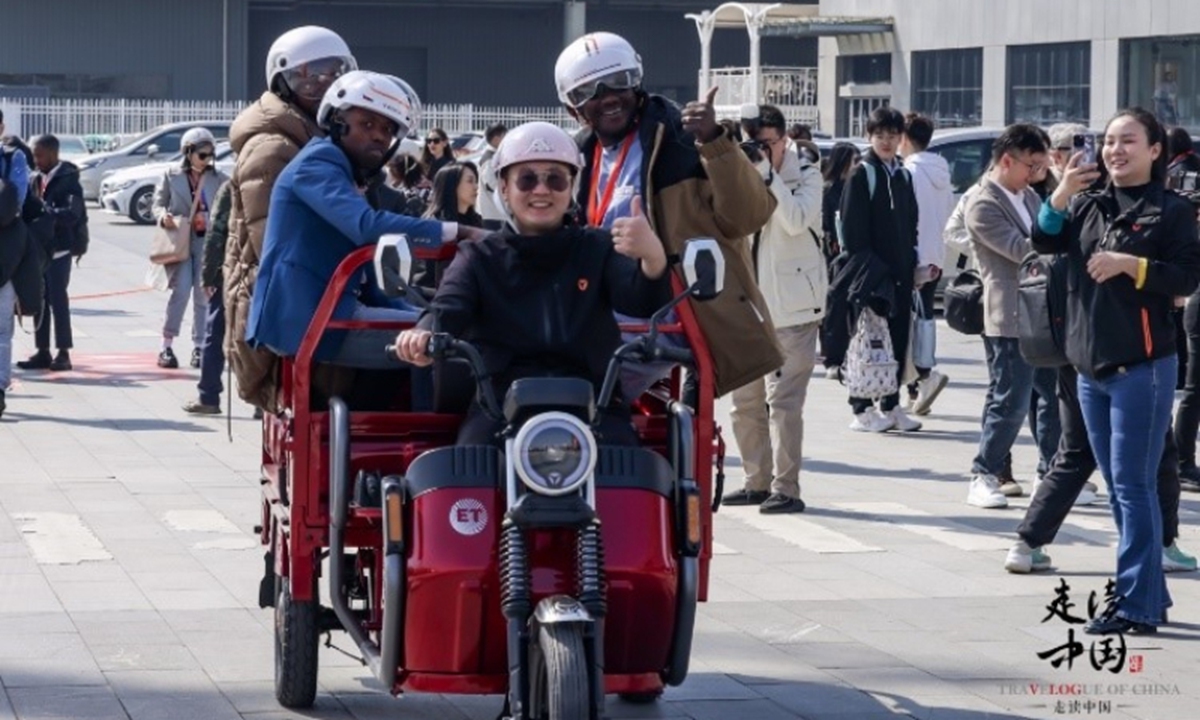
[901,114,956,415]
[723,104,826,514]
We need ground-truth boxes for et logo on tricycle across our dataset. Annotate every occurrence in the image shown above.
[449,498,489,536]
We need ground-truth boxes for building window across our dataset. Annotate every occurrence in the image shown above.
[837,54,892,136]
[911,49,983,128]
[1122,36,1200,133]
[1007,42,1091,125]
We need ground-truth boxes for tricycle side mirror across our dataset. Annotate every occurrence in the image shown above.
[373,234,413,298]
[682,238,724,301]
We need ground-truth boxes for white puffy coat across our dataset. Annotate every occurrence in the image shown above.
[751,147,826,329]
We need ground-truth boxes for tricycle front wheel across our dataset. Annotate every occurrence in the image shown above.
[274,575,319,708]
[529,624,590,720]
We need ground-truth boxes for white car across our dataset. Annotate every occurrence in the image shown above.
[100,143,235,225]
[78,120,232,201]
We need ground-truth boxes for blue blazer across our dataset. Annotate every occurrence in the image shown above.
[246,137,444,359]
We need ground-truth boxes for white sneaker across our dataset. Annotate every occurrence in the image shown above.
[1084,481,1100,494]
[1005,542,1052,573]
[824,365,839,380]
[886,407,922,432]
[911,370,949,416]
[968,474,1008,509]
[849,409,895,433]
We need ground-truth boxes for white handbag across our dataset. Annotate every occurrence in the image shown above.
[843,307,899,400]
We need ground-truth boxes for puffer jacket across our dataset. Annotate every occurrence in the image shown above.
[575,95,782,396]
[751,145,826,329]
[222,91,322,411]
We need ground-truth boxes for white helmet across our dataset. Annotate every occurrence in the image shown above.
[181,127,215,152]
[317,71,422,138]
[491,122,583,180]
[554,32,643,107]
[265,26,357,90]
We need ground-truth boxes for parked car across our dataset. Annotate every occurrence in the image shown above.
[99,143,235,225]
[77,120,232,201]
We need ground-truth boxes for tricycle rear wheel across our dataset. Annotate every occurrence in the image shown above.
[274,575,319,708]
[528,623,590,720]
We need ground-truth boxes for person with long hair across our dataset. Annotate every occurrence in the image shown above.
[419,127,453,181]
[423,161,482,226]
[820,142,859,260]
[1033,107,1200,634]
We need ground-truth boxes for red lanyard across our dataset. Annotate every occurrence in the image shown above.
[587,132,636,227]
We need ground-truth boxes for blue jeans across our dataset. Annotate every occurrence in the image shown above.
[1078,355,1175,625]
[973,336,1060,476]
[0,281,15,391]
[197,286,225,406]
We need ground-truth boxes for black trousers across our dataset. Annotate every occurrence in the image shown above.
[1017,365,1180,548]
[35,254,73,351]
[1174,293,1200,468]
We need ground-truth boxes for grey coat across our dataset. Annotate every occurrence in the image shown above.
[152,164,229,255]
[965,177,1041,338]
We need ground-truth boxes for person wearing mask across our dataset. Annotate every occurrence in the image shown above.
[901,113,954,415]
[964,125,1061,507]
[419,127,453,182]
[721,104,825,514]
[553,32,780,400]
[225,25,358,411]
[1033,108,1200,634]
[839,107,921,432]
[18,134,86,372]
[151,128,228,369]
[247,71,485,369]
[393,122,670,445]
[476,122,507,230]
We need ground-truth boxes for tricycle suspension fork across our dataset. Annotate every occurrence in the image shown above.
[577,520,607,720]
[499,520,531,718]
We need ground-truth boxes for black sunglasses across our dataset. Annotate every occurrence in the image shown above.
[514,169,571,193]
[426,137,445,145]
[195,152,214,160]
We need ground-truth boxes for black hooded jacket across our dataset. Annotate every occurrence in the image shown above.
[35,161,88,256]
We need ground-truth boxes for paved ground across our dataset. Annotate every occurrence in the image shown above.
[0,211,1197,720]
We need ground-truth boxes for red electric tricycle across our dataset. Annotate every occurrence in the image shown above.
[256,235,727,719]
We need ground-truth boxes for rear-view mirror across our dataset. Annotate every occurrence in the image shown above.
[682,238,724,301]
[374,234,413,298]
[146,144,159,158]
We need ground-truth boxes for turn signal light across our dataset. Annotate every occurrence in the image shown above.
[386,491,403,544]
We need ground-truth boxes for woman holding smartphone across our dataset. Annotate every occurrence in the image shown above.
[1033,108,1200,634]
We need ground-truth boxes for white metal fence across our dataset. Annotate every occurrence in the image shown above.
[0,97,576,140]
[707,66,820,117]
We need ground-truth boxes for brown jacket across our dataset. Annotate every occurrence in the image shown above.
[223,92,322,410]
[578,96,783,396]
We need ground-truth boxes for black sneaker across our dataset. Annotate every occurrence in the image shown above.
[49,350,72,372]
[16,350,52,370]
[1084,614,1157,636]
[190,348,202,369]
[1180,466,1200,493]
[760,493,806,514]
[0,389,6,418]
[157,348,179,369]
[721,488,769,506]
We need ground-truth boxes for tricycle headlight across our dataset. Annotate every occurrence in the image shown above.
[514,412,596,496]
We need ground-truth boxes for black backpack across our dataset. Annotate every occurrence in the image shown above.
[1017,252,1069,368]
[943,269,985,335]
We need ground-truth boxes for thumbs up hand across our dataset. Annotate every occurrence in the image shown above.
[611,196,667,278]
[682,86,721,144]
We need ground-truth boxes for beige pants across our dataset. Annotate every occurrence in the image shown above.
[730,321,820,498]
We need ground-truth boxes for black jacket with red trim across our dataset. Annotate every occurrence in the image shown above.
[1032,183,1200,378]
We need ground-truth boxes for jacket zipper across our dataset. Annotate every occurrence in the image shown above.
[1141,307,1153,358]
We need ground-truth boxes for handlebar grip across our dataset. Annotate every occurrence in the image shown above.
[654,346,695,364]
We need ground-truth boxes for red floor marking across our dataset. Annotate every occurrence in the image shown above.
[70,287,154,302]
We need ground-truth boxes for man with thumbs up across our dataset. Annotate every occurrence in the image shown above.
[554,32,782,399]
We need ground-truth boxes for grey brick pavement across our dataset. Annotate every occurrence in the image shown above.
[0,214,1196,719]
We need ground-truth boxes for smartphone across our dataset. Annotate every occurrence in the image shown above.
[1073,133,1096,165]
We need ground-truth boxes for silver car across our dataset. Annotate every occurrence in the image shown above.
[77,120,231,201]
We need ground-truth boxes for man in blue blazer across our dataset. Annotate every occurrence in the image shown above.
[247,71,485,367]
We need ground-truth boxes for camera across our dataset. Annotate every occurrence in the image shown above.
[740,139,766,164]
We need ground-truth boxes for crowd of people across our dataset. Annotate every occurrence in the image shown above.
[0,23,1197,637]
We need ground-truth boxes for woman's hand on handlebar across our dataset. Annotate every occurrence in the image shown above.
[394,329,434,366]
